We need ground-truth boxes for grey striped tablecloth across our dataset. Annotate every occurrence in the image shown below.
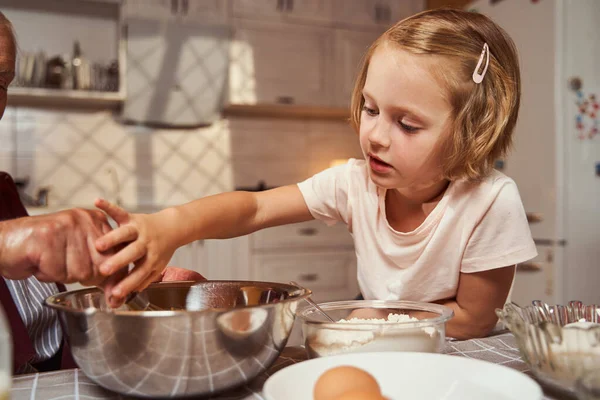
[10,332,573,400]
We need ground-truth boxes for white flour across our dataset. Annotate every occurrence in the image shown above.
[531,320,600,384]
[307,313,441,357]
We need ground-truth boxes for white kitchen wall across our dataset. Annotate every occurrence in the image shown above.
[4,107,234,209]
[3,108,361,210]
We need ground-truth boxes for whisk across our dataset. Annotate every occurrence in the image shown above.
[124,291,164,311]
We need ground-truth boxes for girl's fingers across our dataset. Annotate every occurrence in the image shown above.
[100,267,128,308]
[98,241,146,276]
[110,260,155,299]
[95,225,139,252]
[95,198,130,225]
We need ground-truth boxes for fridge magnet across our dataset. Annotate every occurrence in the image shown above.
[569,77,599,140]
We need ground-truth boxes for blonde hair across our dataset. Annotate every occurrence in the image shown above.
[350,8,521,181]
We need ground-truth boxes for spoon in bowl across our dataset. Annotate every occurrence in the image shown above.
[289,281,336,323]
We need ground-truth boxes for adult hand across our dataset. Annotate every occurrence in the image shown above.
[0,208,114,286]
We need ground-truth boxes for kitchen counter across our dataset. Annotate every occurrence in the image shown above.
[9,332,572,400]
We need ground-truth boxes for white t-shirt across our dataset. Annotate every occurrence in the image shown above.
[297,159,537,302]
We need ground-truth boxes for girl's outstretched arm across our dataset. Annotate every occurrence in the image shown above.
[95,185,313,302]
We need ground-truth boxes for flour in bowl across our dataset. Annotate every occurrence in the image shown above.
[306,313,442,357]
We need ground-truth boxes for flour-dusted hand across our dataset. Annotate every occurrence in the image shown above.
[94,198,181,302]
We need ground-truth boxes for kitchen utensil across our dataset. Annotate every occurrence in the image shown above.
[263,352,543,400]
[297,300,453,358]
[123,291,163,311]
[45,281,311,398]
[289,281,335,323]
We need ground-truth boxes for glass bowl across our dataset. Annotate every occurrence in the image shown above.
[496,300,600,394]
[577,369,600,400]
[296,300,454,358]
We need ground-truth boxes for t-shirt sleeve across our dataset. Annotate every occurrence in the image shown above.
[461,179,538,273]
[296,160,355,226]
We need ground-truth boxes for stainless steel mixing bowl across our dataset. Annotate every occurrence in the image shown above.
[45,280,311,398]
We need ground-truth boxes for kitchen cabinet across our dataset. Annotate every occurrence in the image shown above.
[249,220,358,346]
[169,240,208,276]
[331,0,424,30]
[232,0,333,25]
[169,237,250,281]
[250,220,358,302]
[510,244,560,306]
[332,29,380,108]
[4,0,125,109]
[123,0,229,25]
[229,21,333,106]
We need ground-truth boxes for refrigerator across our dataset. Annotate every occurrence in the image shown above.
[468,0,600,305]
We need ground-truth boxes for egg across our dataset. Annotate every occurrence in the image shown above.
[313,366,382,400]
[335,390,387,400]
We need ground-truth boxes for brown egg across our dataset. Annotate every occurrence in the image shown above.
[335,390,388,400]
[313,366,381,400]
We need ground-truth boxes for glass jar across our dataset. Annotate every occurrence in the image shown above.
[0,304,11,400]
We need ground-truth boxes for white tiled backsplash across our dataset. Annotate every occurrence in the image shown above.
[1,108,362,210]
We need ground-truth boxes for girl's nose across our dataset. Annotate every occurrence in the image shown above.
[368,119,392,148]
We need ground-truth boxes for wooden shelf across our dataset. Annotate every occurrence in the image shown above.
[8,87,125,110]
[223,103,350,121]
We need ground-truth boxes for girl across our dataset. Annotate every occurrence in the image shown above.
[95,9,536,339]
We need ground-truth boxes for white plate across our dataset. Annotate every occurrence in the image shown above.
[263,352,542,400]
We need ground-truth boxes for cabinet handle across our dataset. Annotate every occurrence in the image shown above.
[298,273,319,282]
[298,228,318,236]
[276,96,295,104]
[288,0,294,12]
[526,212,543,223]
[374,5,381,22]
[276,0,284,11]
[518,262,542,272]
[181,0,189,15]
[171,0,178,15]
[384,5,391,23]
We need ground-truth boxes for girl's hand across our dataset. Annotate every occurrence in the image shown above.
[94,198,178,302]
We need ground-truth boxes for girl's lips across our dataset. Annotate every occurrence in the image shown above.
[369,156,393,173]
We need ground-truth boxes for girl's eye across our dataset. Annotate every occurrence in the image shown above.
[362,106,378,116]
[400,121,419,133]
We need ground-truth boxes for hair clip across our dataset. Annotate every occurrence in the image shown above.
[472,43,490,84]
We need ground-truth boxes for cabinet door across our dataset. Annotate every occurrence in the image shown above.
[229,22,333,106]
[179,0,230,25]
[123,0,177,20]
[331,0,422,29]
[333,29,380,108]
[169,240,210,276]
[509,245,558,306]
[284,0,333,25]
[252,250,359,303]
[232,0,283,21]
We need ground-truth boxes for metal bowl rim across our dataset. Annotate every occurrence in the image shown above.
[44,280,312,316]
